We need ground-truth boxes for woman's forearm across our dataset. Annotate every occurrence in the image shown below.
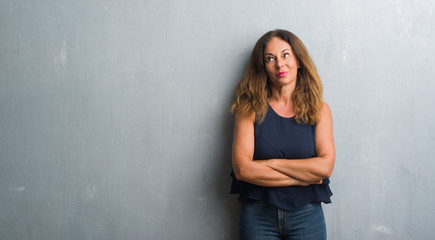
[235,161,319,187]
[257,157,334,182]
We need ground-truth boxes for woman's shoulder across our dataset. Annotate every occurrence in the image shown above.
[318,101,333,126]
[235,111,256,123]
[321,101,331,113]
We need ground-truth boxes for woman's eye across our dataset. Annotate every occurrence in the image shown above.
[283,53,289,58]
[266,57,274,62]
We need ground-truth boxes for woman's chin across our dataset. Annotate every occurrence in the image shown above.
[271,78,296,88]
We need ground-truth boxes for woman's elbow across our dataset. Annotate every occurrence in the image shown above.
[322,161,335,178]
[323,169,333,179]
[233,168,243,181]
[234,166,252,182]
[316,158,334,179]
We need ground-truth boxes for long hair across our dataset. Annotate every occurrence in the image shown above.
[231,29,323,125]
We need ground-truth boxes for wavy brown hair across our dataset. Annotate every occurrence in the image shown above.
[231,29,323,125]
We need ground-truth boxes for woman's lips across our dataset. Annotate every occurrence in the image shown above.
[277,71,288,77]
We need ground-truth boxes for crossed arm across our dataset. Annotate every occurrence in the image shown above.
[232,102,335,187]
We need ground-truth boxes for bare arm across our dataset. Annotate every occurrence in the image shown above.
[258,102,335,182]
[232,112,318,187]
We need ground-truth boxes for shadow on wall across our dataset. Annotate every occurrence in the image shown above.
[208,76,244,239]
[213,106,239,239]
[207,48,250,239]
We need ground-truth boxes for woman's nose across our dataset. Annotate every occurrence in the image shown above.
[276,58,284,68]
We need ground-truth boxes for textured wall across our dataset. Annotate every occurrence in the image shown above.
[1,0,434,239]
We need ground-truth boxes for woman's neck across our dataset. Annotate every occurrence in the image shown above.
[269,83,295,104]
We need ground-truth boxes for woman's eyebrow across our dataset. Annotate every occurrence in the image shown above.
[265,49,290,55]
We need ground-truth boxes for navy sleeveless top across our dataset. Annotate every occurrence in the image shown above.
[230,105,332,210]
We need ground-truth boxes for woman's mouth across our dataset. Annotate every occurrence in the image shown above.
[277,71,288,77]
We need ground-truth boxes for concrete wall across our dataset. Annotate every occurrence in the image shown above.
[1,0,434,239]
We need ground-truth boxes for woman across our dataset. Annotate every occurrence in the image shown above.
[230,29,335,240]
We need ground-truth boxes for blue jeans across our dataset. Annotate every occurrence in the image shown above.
[239,201,326,240]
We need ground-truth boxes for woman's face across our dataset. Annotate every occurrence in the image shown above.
[263,37,299,88]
